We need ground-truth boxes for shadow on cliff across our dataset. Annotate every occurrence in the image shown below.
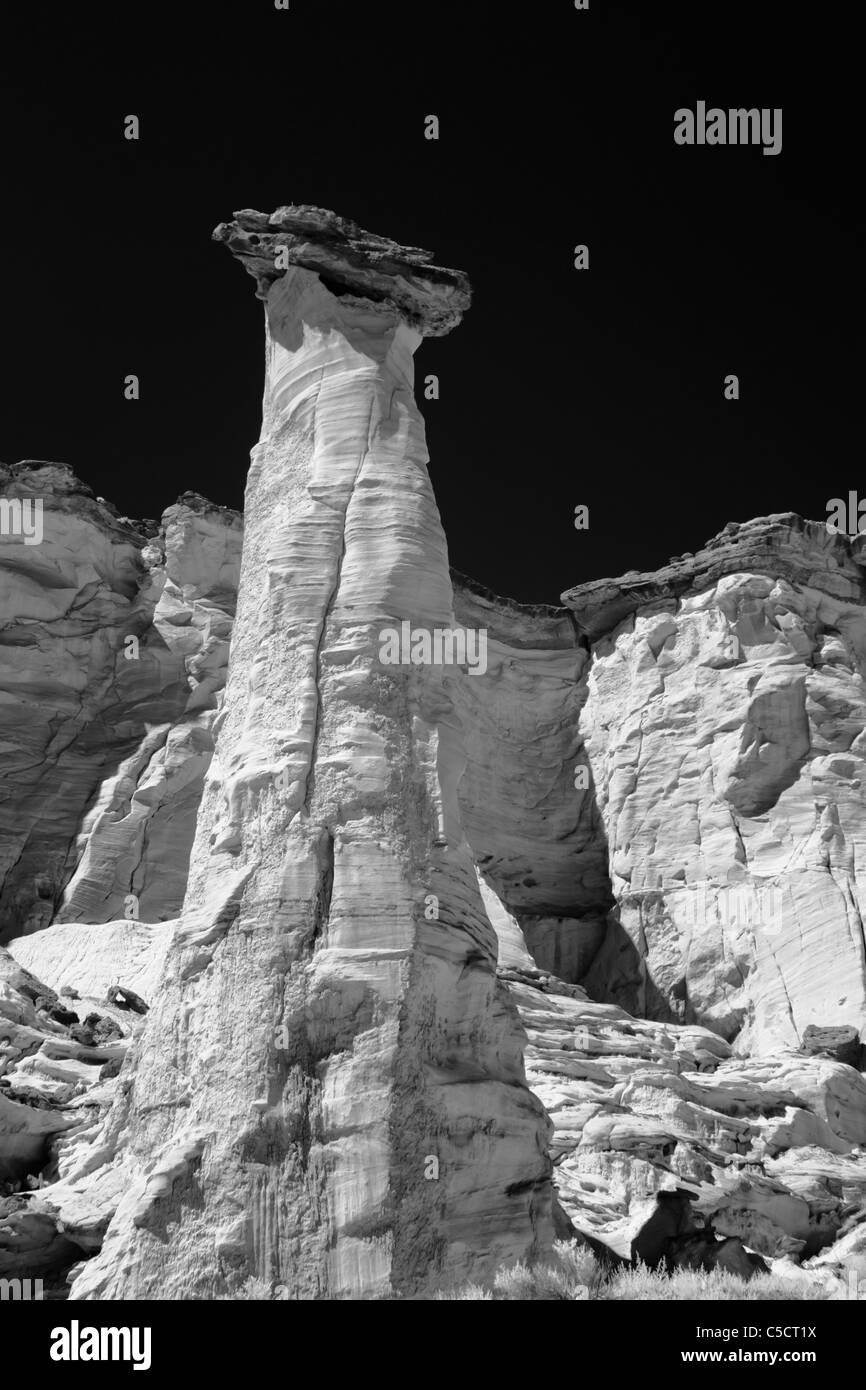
[516,681,680,1026]
[568,758,679,1025]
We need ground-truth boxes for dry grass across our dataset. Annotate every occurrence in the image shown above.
[215,1276,279,1300]
[211,1244,842,1300]
[435,1242,833,1302]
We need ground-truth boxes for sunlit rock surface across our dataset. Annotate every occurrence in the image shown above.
[10,920,173,1006]
[58,496,241,928]
[0,940,145,1282]
[67,208,552,1301]
[487,895,866,1269]
[566,516,866,1055]
[0,464,241,942]
[2,236,866,1297]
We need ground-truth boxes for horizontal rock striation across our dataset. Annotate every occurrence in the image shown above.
[7,897,865,1289]
[2,220,866,1296]
[487,896,866,1270]
[69,208,552,1301]
[563,514,866,643]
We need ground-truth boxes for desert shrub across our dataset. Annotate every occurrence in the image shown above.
[525,1263,583,1300]
[492,1261,539,1299]
[553,1239,605,1295]
[433,1283,493,1301]
[437,1254,834,1302]
[600,1263,832,1302]
[488,1241,601,1300]
[214,1276,279,1300]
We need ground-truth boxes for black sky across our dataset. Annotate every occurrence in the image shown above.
[0,1,859,603]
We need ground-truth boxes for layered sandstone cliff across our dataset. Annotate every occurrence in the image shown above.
[0,464,241,941]
[2,213,865,1300]
[64,208,554,1300]
[568,517,866,1056]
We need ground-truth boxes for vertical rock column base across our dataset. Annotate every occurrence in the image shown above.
[71,207,553,1300]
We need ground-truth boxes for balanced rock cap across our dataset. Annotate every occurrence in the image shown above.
[213,204,471,337]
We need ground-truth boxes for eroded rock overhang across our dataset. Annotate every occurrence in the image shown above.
[212,204,471,337]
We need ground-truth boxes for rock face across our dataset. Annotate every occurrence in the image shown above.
[452,578,609,980]
[212,204,470,335]
[69,208,553,1300]
[442,521,866,1281]
[2,214,866,1299]
[499,933,866,1267]
[0,938,149,1284]
[567,517,866,1055]
[448,517,866,1063]
[0,465,241,941]
[58,495,241,929]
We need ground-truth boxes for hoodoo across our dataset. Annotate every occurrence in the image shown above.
[71,206,554,1299]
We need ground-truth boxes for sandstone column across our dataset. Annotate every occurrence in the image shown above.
[74,206,552,1299]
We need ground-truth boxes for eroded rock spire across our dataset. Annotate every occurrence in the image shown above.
[73,207,552,1300]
